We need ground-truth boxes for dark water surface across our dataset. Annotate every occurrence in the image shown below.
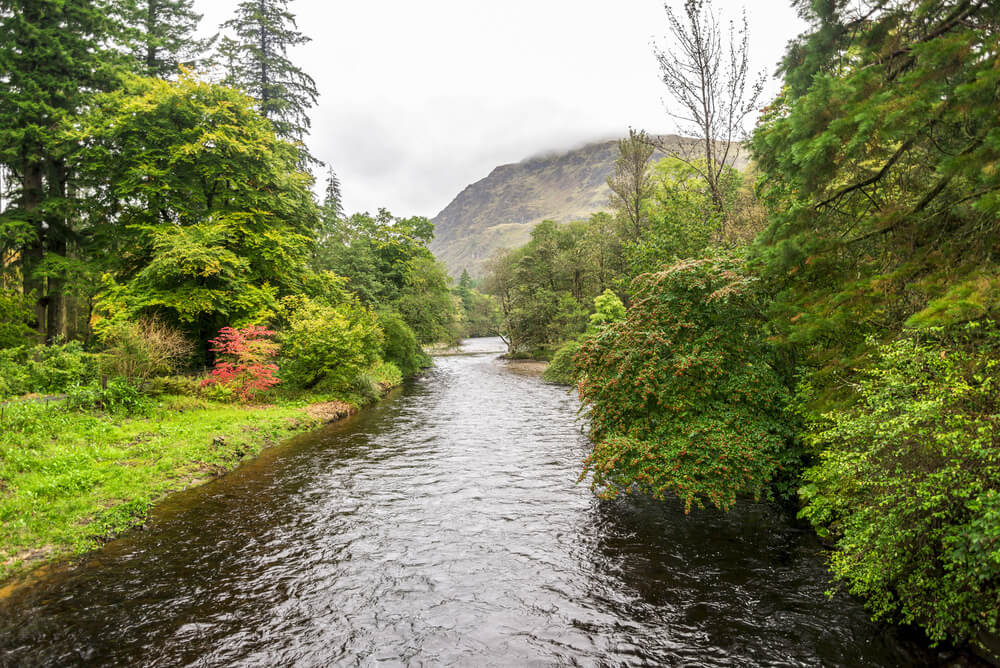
[0,338,965,666]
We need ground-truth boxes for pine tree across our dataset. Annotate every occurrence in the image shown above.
[218,0,318,143]
[125,0,216,79]
[322,168,344,224]
[0,0,126,340]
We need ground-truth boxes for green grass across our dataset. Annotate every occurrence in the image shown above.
[0,396,327,583]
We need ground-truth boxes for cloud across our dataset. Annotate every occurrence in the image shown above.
[195,0,806,217]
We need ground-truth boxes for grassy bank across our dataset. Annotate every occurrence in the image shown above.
[0,391,382,585]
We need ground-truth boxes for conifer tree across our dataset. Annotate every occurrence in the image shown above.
[751,0,1000,386]
[322,168,344,225]
[0,0,125,340]
[218,0,318,143]
[126,0,216,78]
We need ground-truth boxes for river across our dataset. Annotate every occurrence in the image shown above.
[0,338,964,666]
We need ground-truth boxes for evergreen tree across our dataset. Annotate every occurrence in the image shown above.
[751,0,1000,393]
[0,0,126,341]
[321,168,344,226]
[125,0,216,79]
[218,0,318,143]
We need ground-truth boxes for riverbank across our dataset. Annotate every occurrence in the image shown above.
[0,388,392,587]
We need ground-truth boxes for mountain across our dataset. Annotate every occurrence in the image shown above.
[429,135,727,278]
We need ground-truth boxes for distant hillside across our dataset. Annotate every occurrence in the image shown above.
[430,135,738,278]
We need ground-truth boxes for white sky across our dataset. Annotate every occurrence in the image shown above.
[193,0,808,218]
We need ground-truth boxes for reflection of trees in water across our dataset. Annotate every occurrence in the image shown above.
[576,495,945,666]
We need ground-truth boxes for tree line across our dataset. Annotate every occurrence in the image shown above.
[0,0,482,402]
[486,0,1000,654]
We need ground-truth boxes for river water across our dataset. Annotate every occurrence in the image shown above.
[0,338,966,666]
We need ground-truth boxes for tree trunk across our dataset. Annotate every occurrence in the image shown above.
[44,160,68,342]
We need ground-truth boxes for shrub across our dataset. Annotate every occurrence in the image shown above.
[588,289,626,329]
[377,310,429,377]
[542,340,582,385]
[577,258,797,512]
[98,317,193,384]
[65,378,151,415]
[367,360,402,390]
[0,342,98,398]
[279,298,382,392]
[201,326,280,402]
[0,288,34,349]
[350,372,381,403]
[147,375,201,397]
[798,322,1000,646]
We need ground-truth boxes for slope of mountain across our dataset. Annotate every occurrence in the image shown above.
[430,135,722,278]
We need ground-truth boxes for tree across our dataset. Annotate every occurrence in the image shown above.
[607,128,654,242]
[321,167,344,228]
[76,74,319,349]
[218,0,318,143]
[125,0,216,79]
[313,208,459,343]
[0,0,126,341]
[798,323,1000,646]
[654,0,764,221]
[750,0,1000,397]
[577,258,797,512]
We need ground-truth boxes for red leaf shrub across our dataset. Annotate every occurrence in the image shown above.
[201,326,280,401]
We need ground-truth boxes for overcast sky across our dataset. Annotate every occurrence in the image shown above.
[193,1,808,218]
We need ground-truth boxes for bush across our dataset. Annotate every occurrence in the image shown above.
[0,288,34,349]
[542,340,582,385]
[65,378,151,415]
[279,298,382,392]
[798,322,1000,646]
[98,317,193,384]
[577,258,797,512]
[350,372,381,403]
[147,375,201,397]
[368,360,402,389]
[201,326,281,402]
[378,310,429,377]
[0,342,98,399]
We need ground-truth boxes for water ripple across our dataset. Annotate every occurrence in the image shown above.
[0,338,970,667]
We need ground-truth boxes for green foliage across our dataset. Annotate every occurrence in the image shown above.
[86,498,152,546]
[97,317,194,384]
[798,322,1000,646]
[218,0,317,142]
[0,0,128,343]
[454,270,501,338]
[377,310,429,377]
[367,360,403,390]
[627,158,724,274]
[577,258,797,512]
[588,289,626,329]
[750,0,1000,395]
[77,74,318,344]
[0,288,34,349]
[0,342,98,399]
[485,219,608,354]
[147,375,201,397]
[314,208,459,344]
[124,0,216,78]
[278,296,383,392]
[65,379,152,416]
[542,340,582,386]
